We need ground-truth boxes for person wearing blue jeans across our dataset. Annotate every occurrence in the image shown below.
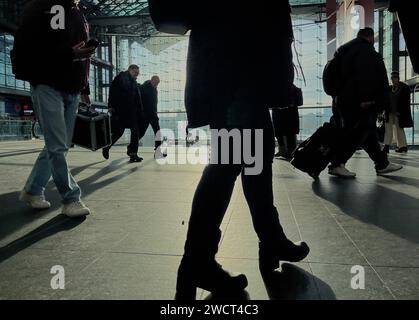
[13,0,96,217]
[20,85,90,216]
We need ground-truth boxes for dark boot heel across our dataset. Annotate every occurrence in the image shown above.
[259,241,310,273]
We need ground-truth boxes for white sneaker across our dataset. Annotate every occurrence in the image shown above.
[62,201,91,218]
[19,191,51,209]
[377,163,403,175]
[328,165,357,178]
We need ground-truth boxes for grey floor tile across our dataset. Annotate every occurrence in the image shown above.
[375,267,419,300]
[310,263,395,300]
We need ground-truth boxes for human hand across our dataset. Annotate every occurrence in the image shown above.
[72,42,96,60]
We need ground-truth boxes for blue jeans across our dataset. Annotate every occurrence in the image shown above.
[24,85,81,204]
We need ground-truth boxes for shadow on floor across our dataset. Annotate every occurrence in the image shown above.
[0,214,86,264]
[202,264,335,300]
[261,263,336,300]
[0,148,43,158]
[0,157,151,243]
[312,177,419,243]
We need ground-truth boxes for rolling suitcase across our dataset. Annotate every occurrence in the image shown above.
[290,122,340,179]
[72,107,112,151]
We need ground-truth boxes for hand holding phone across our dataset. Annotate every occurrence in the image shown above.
[85,39,100,49]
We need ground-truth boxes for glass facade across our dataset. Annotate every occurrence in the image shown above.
[0,34,30,92]
[1,1,418,145]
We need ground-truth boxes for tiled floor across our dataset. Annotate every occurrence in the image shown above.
[0,140,418,300]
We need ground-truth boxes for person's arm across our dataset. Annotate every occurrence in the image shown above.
[80,84,91,105]
[375,55,391,113]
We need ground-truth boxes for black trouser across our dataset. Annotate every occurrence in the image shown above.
[277,134,297,151]
[183,109,287,263]
[138,114,162,150]
[105,116,140,156]
[331,109,389,170]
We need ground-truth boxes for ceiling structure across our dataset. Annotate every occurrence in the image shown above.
[79,0,329,38]
[1,0,389,37]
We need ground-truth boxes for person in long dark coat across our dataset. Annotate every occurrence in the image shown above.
[383,71,413,153]
[102,65,144,163]
[271,85,301,160]
[149,0,310,300]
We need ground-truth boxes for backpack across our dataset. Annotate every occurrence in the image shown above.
[322,55,341,97]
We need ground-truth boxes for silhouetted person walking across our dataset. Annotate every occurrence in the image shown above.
[102,65,144,163]
[138,76,167,159]
[149,0,310,300]
[272,85,302,160]
[383,71,413,153]
[328,28,403,178]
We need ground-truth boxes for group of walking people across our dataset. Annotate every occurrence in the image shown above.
[102,65,166,163]
[12,0,415,300]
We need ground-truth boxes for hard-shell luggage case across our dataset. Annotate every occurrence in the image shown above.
[72,112,112,151]
[290,122,340,179]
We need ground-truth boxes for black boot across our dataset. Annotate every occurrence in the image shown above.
[102,148,110,160]
[395,146,408,153]
[383,145,390,154]
[259,240,310,273]
[175,259,248,300]
[129,154,143,163]
[176,228,247,300]
[258,212,310,273]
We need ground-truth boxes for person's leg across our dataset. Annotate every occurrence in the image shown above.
[384,113,395,150]
[127,124,140,156]
[394,116,408,151]
[150,118,163,150]
[25,85,81,204]
[240,110,309,271]
[330,112,369,168]
[108,117,126,149]
[102,117,125,160]
[361,125,390,171]
[24,89,52,197]
[271,109,285,157]
[183,163,243,261]
[285,134,297,158]
[177,129,247,299]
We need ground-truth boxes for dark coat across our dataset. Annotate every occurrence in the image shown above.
[271,85,301,135]
[139,81,160,128]
[272,107,300,136]
[387,82,413,128]
[12,0,90,94]
[108,72,142,128]
[179,1,295,128]
[335,38,390,113]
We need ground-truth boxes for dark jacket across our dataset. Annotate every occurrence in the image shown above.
[12,0,90,94]
[139,80,160,127]
[109,72,143,128]
[335,38,390,113]
[387,82,413,128]
[177,1,295,128]
[271,85,301,135]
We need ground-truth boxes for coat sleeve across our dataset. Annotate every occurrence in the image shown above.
[374,54,391,113]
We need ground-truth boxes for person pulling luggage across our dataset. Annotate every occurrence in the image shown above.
[327,28,402,178]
